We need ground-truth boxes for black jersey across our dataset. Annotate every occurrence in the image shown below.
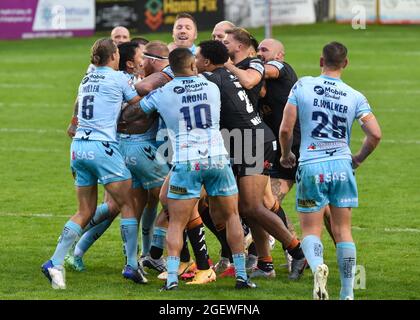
[235,57,265,111]
[202,67,275,143]
[259,60,300,146]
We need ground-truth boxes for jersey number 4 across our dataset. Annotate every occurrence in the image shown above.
[311,111,347,139]
[81,95,94,120]
[180,104,212,131]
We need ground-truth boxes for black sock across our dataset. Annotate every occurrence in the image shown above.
[257,259,274,272]
[200,206,233,262]
[187,223,210,270]
[248,242,257,256]
[287,242,305,260]
[180,230,191,263]
[150,245,163,260]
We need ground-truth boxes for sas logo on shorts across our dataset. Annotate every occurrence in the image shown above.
[314,86,325,95]
[298,199,317,208]
[72,151,95,160]
[170,185,188,195]
[173,86,186,94]
[313,172,347,184]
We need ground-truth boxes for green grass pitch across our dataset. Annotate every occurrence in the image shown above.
[0,23,419,300]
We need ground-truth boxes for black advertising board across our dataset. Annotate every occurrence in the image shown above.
[137,0,224,33]
[96,0,139,30]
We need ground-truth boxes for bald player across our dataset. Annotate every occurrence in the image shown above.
[212,21,235,42]
[111,26,131,45]
[258,38,336,245]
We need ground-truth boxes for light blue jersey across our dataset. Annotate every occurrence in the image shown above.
[75,66,138,142]
[140,76,228,163]
[288,75,372,165]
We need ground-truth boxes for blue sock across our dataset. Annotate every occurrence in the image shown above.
[232,253,247,280]
[166,256,180,285]
[51,221,82,266]
[336,242,357,300]
[83,203,110,233]
[301,235,324,273]
[74,218,113,257]
[152,227,167,250]
[120,218,139,269]
[141,206,157,256]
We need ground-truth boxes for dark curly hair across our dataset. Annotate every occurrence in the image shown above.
[198,40,229,65]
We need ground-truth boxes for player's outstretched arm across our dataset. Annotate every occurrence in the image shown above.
[279,102,297,168]
[352,115,382,169]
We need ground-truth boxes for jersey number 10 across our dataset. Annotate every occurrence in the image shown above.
[180,104,212,131]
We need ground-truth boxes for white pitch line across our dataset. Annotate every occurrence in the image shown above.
[0,146,63,153]
[0,102,70,109]
[0,212,70,218]
[384,227,420,233]
[0,83,54,89]
[0,128,64,134]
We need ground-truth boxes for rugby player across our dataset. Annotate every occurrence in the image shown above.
[63,41,147,273]
[211,20,235,42]
[280,41,381,299]
[223,29,307,279]
[168,13,198,54]
[42,38,145,289]
[258,38,337,250]
[138,48,255,290]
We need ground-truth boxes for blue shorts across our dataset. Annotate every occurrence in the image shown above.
[118,137,170,190]
[295,159,358,212]
[168,157,238,200]
[71,140,131,187]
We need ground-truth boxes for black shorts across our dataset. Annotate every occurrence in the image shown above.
[231,140,277,177]
[269,144,300,181]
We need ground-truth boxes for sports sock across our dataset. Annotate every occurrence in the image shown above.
[200,206,233,262]
[141,206,158,256]
[166,256,180,285]
[336,242,356,300]
[83,203,110,233]
[150,227,167,259]
[286,237,305,260]
[180,230,191,263]
[74,218,112,258]
[51,221,82,266]
[232,253,247,280]
[187,217,210,270]
[120,218,139,269]
[301,235,324,273]
[248,241,257,257]
[257,256,274,272]
[271,201,288,228]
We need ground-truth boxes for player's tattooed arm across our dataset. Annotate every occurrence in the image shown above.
[66,97,79,138]
[135,72,170,96]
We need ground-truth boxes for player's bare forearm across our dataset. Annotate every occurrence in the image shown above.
[67,97,79,138]
[224,63,261,89]
[352,116,382,168]
[264,64,280,80]
[279,102,297,155]
[135,72,169,96]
